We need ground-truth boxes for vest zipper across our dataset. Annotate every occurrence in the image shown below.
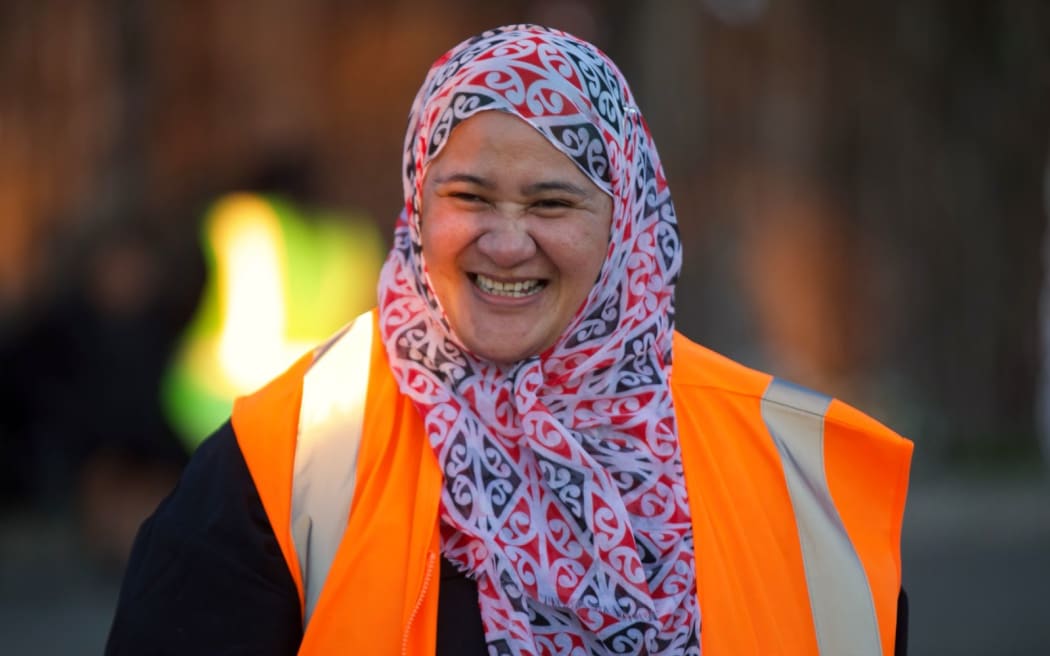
[401,550,437,656]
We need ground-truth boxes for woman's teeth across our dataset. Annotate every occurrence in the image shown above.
[474,274,544,298]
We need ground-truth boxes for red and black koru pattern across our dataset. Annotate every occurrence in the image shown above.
[378,25,700,655]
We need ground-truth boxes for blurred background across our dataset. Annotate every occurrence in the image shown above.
[1,0,1048,653]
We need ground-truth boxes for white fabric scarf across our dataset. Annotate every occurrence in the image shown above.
[377,24,700,656]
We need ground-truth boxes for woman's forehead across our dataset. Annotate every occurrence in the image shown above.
[417,103,614,194]
[424,111,604,191]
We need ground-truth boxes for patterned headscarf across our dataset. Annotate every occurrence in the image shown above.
[378,25,700,655]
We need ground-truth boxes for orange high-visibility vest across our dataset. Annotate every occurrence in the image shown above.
[232,310,912,655]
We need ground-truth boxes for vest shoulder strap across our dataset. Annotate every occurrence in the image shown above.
[760,377,883,656]
[292,310,375,626]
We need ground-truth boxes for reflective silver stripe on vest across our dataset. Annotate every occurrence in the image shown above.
[292,310,374,626]
[760,378,882,656]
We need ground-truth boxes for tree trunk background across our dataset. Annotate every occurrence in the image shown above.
[3,0,1048,462]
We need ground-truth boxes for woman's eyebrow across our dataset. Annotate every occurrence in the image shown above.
[521,181,589,197]
[432,174,590,198]
[432,172,494,188]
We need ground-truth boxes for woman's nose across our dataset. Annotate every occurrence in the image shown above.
[476,216,536,266]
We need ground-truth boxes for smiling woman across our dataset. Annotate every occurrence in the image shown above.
[107,24,913,656]
[421,111,612,364]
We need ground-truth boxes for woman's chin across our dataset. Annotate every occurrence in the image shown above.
[455,323,553,365]
[447,293,566,364]
[463,338,543,365]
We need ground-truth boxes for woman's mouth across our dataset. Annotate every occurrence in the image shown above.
[472,273,546,298]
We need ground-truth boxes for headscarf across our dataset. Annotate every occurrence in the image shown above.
[377,25,700,655]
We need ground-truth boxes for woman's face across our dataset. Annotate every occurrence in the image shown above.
[420,110,613,364]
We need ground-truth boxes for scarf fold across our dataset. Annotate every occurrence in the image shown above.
[377,24,700,655]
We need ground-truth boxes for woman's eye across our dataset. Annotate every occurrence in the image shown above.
[451,192,485,203]
[533,199,572,209]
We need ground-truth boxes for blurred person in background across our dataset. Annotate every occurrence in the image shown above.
[0,222,192,565]
[106,24,912,655]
